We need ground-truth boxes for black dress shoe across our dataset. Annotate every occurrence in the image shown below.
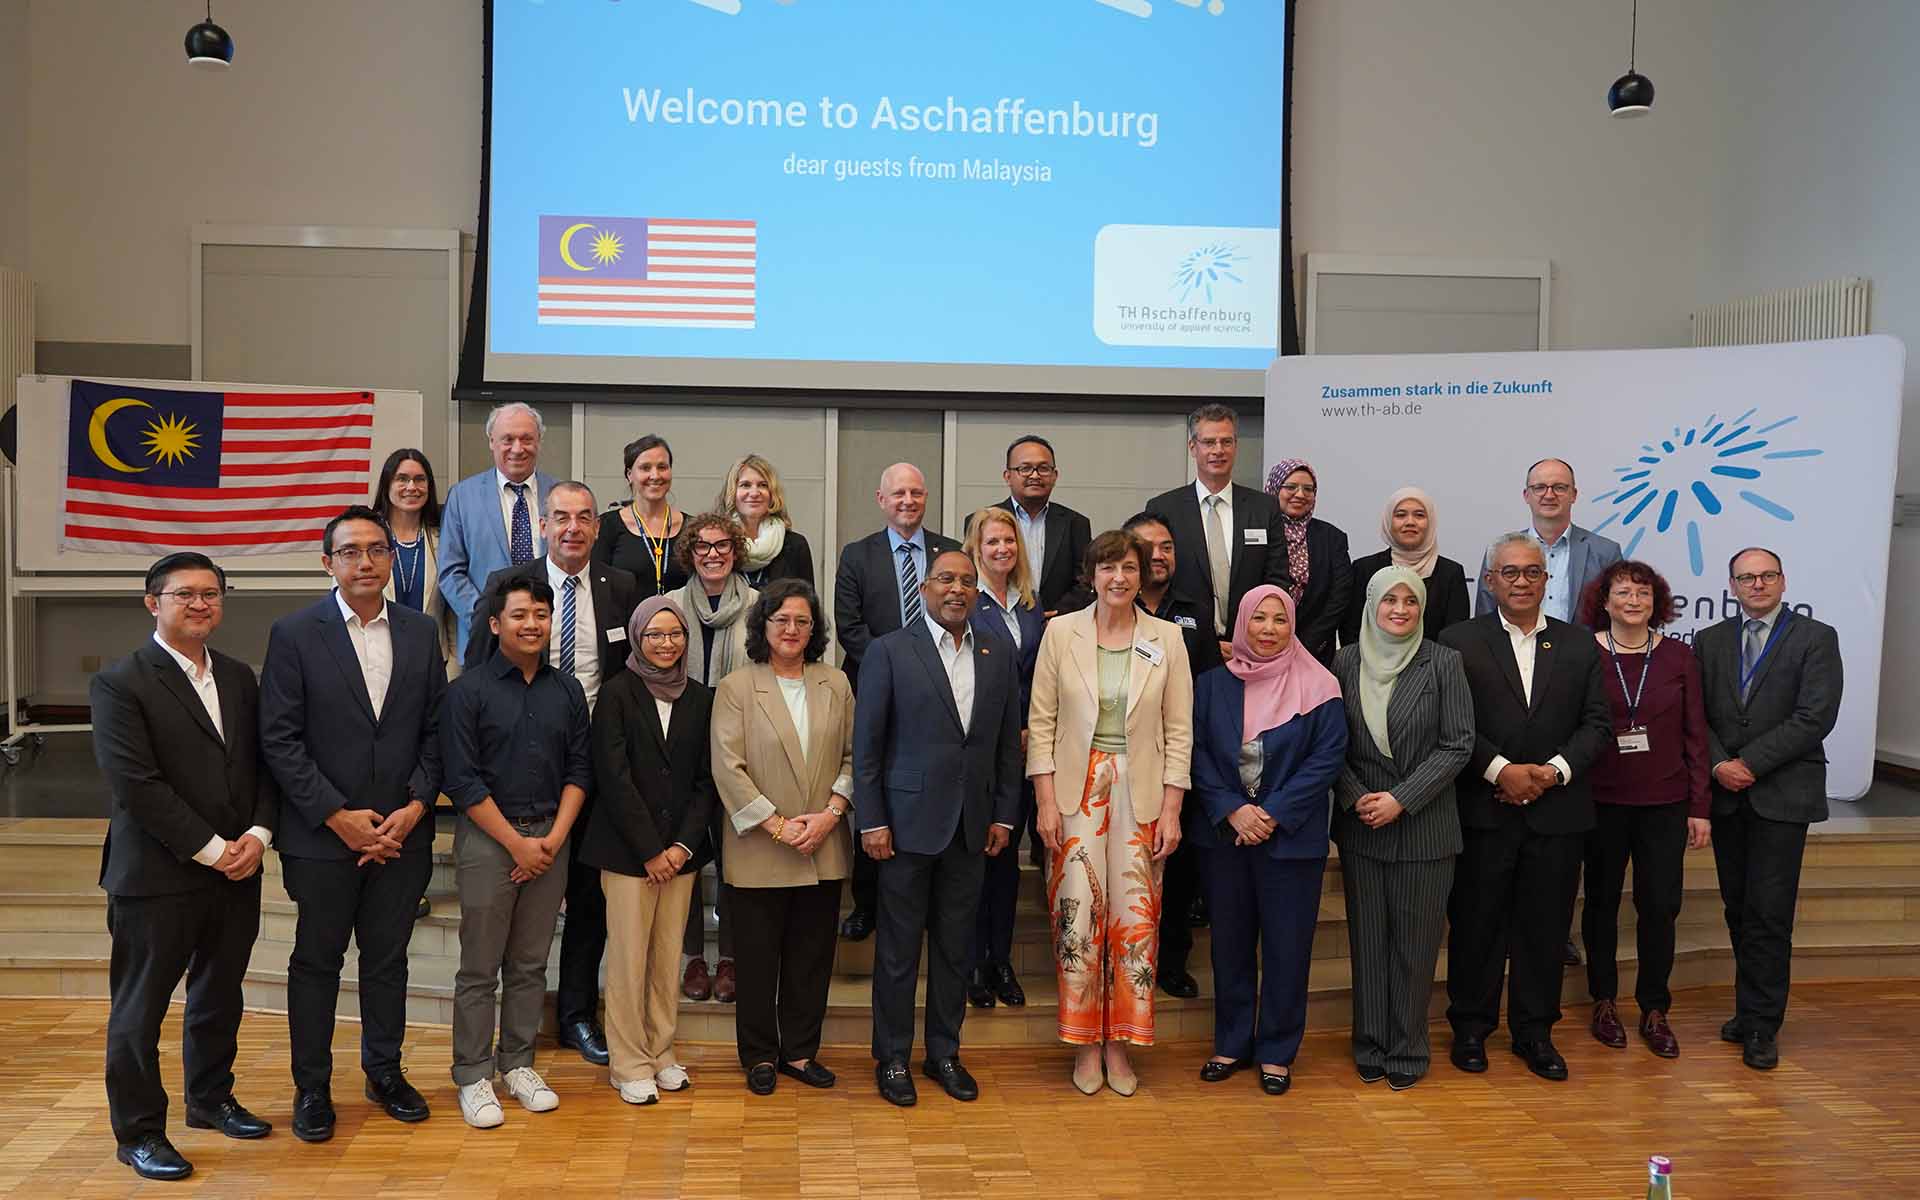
[1743,1029,1779,1071]
[876,1060,917,1107]
[1258,1068,1292,1095]
[1512,1040,1569,1081]
[184,1097,271,1139]
[747,1063,778,1095]
[1720,1016,1747,1044]
[1356,1063,1387,1084]
[559,1019,611,1066]
[778,1059,837,1089]
[840,908,875,941]
[991,962,1026,1007]
[1562,939,1583,967]
[291,1087,336,1143]
[921,1056,979,1101]
[365,1071,431,1123]
[966,966,996,1009]
[1200,1058,1248,1083]
[1158,969,1200,999]
[1449,1037,1488,1073]
[415,895,431,920]
[1386,1071,1420,1091]
[116,1134,193,1181]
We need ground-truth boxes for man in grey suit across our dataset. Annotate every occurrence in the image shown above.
[1694,547,1842,1071]
[437,402,557,660]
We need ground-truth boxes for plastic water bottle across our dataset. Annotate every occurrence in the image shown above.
[1646,1155,1673,1199]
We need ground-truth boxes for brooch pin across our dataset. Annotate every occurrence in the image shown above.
[1540,640,1552,650]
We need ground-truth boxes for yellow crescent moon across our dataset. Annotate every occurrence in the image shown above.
[88,397,152,474]
[557,222,594,272]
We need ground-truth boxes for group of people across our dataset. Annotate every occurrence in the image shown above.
[91,400,1844,1183]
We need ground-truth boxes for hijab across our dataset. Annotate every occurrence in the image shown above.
[1380,486,1441,579]
[1356,566,1426,758]
[624,594,689,701]
[1225,584,1343,739]
[1265,458,1316,603]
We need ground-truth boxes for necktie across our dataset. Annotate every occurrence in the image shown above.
[1740,617,1765,701]
[559,574,579,676]
[899,543,923,627]
[1204,494,1231,636]
[508,482,534,565]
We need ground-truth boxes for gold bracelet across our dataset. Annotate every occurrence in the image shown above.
[770,815,788,842]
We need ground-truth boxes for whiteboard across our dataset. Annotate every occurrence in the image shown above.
[13,374,424,573]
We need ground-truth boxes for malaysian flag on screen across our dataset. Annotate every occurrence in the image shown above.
[62,380,373,556]
[536,215,756,329]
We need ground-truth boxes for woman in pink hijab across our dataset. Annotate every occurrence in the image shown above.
[1187,585,1347,1095]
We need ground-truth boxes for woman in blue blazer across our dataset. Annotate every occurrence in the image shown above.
[1190,585,1347,1095]
[964,507,1048,1009]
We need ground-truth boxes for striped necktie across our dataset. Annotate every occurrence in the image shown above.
[559,574,579,676]
[899,543,923,627]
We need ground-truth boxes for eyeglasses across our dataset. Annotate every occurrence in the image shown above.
[1007,464,1056,478]
[640,629,688,645]
[328,545,392,565]
[1526,483,1575,497]
[1496,566,1548,582]
[1193,437,1236,451]
[691,540,733,558]
[769,615,814,630]
[1733,571,1783,587]
[1276,482,1317,496]
[927,573,977,587]
[158,588,226,606]
[391,474,429,487]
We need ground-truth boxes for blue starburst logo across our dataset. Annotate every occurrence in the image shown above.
[1171,244,1245,303]
[1591,407,1824,577]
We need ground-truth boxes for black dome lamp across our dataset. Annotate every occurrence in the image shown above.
[1608,0,1653,117]
[185,2,234,70]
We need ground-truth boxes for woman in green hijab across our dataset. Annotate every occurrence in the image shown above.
[1330,565,1476,1089]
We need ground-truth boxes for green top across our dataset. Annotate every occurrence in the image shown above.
[1091,645,1130,753]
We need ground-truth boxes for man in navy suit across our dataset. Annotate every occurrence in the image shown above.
[854,549,1023,1107]
[437,402,557,660]
[260,505,447,1142]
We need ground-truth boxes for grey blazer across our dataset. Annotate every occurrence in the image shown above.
[1694,610,1842,824]
[1474,523,1622,621]
[1330,641,1476,863]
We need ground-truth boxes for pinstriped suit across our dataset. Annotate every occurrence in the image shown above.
[1331,641,1475,1076]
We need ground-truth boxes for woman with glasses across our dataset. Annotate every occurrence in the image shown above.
[581,596,716,1105]
[1340,487,1473,648]
[1263,459,1352,666]
[714,454,815,588]
[595,435,689,600]
[709,579,855,1094]
[371,448,457,672]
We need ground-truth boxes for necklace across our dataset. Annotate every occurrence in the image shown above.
[392,534,421,598]
[1608,628,1652,651]
[630,500,673,589]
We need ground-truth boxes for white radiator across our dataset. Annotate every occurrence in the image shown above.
[0,267,30,416]
[1691,276,1871,347]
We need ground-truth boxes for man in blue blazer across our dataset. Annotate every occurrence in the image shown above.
[438,402,556,660]
[1474,457,1622,624]
[260,506,447,1142]
[853,550,1023,1107]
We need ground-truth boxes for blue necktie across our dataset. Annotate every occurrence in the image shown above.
[559,575,579,676]
[1740,618,1765,702]
[508,482,534,565]
[899,543,923,627]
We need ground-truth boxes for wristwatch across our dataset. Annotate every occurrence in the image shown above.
[1551,764,1567,787]
[825,799,847,819]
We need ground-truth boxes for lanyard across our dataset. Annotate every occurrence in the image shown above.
[630,502,669,591]
[1738,610,1792,696]
[1604,631,1654,728]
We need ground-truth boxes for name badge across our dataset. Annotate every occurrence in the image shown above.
[1173,614,1198,630]
[1133,639,1165,667]
[606,627,628,643]
[1616,728,1651,754]
[1243,528,1268,546]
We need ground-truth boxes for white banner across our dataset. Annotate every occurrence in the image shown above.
[1266,336,1906,800]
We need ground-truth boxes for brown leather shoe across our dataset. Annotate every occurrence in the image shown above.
[1640,1009,1680,1058]
[682,956,713,1002]
[714,959,737,1004]
[1590,999,1627,1048]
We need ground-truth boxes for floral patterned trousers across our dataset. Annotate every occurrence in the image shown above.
[1048,750,1162,1045]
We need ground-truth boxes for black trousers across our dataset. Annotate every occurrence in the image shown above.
[1712,798,1809,1035]
[872,829,985,1063]
[1582,801,1688,1013]
[1203,847,1325,1066]
[850,841,879,916]
[730,879,842,1067]
[1158,839,1200,977]
[974,785,1035,969]
[1446,823,1583,1043]
[556,829,609,1026]
[682,825,736,960]
[105,878,261,1145]
[280,851,431,1092]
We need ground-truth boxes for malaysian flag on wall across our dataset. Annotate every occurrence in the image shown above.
[536,215,757,328]
[62,380,373,556]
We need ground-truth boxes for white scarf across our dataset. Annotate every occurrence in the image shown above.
[740,516,789,571]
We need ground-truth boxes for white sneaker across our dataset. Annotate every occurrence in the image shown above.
[613,1078,659,1106]
[656,1064,691,1092]
[502,1066,559,1112]
[458,1079,505,1128]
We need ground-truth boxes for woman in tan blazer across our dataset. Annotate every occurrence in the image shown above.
[709,578,855,1096]
[1028,530,1193,1097]
[373,448,458,675]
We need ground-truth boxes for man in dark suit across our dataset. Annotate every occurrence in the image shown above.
[259,506,447,1142]
[968,434,1093,615]
[466,481,639,1067]
[1439,533,1610,1082]
[854,550,1023,1107]
[1144,403,1293,662]
[1695,547,1842,1071]
[833,462,961,939]
[91,552,280,1181]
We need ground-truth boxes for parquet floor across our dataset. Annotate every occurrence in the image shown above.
[1,982,1916,1198]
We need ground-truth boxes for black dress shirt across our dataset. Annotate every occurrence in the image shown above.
[1140,589,1223,678]
[441,651,592,820]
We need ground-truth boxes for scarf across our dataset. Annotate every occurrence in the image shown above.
[1225,585,1343,739]
[1380,486,1441,579]
[1357,566,1426,758]
[739,516,789,572]
[672,574,756,685]
[1265,458,1315,603]
[624,594,689,700]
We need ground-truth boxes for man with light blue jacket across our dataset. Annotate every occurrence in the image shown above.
[1475,457,1622,625]
[437,402,557,660]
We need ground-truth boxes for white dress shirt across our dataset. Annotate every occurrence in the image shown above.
[653,696,693,858]
[1194,476,1235,532]
[727,670,855,834]
[546,557,601,712]
[495,468,545,556]
[1009,500,1048,586]
[1481,611,1575,788]
[980,582,1025,649]
[923,613,976,735]
[150,632,273,866]
[334,589,393,720]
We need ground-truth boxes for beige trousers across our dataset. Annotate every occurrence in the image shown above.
[601,869,697,1084]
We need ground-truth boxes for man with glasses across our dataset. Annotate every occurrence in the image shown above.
[971,435,1092,614]
[260,505,448,1141]
[465,481,639,1068]
[1693,548,1841,1071]
[1474,458,1622,626]
[439,402,557,661]
[93,553,278,1181]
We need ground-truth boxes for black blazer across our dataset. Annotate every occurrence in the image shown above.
[259,596,447,860]
[832,527,961,686]
[1694,610,1842,824]
[973,499,1093,614]
[1438,613,1610,836]
[1329,641,1476,862]
[1144,482,1293,635]
[1340,552,1473,648]
[744,528,815,589]
[972,590,1046,723]
[464,559,641,673]
[90,639,280,897]
[852,614,1023,855]
[581,670,718,876]
[1293,517,1352,665]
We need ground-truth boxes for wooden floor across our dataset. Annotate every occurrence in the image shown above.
[2,984,1917,1198]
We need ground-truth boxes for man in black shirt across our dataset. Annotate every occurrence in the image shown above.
[441,577,591,1129]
